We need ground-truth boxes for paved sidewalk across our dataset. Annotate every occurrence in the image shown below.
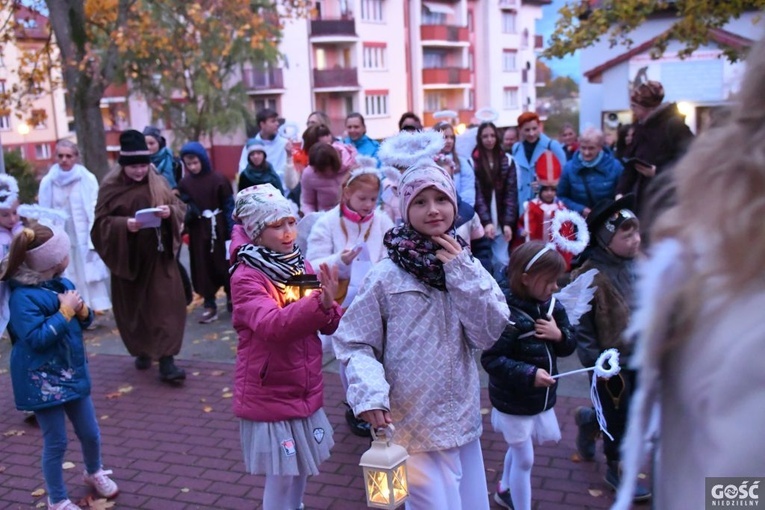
[0,352,631,509]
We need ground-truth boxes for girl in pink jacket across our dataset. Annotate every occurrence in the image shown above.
[229,184,343,510]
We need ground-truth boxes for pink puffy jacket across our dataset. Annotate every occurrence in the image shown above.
[229,225,343,422]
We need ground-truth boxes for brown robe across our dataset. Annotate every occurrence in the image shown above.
[176,171,233,300]
[91,168,187,359]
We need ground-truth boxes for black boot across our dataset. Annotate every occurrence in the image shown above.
[135,356,152,370]
[604,460,651,502]
[159,356,186,383]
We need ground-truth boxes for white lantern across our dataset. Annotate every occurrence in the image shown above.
[359,425,410,509]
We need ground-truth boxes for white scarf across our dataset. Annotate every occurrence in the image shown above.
[47,163,85,188]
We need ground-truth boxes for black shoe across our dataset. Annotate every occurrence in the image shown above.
[604,460,652,502]
[345,406,371,437]
[134,356,152,370]
[159,356,186,383]
[574,406,598,460]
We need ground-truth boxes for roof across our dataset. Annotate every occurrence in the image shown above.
[13,4,50,41]
[583,28,754,82]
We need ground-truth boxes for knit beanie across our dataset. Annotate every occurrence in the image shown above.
[630,81,665,108]
[118,130,152,166]
[246,139,267,158]
[398,164,458,224]
[25,227,71,273]
[233,184,295,240]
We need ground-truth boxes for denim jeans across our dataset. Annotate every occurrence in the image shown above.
[35,396,102,503]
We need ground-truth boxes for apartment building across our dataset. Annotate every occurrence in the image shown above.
[233,0,547,143]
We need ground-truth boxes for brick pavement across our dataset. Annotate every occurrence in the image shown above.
[0,353,632,509]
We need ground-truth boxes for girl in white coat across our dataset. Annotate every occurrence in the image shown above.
[306,156,393,437]
[333,133,510,509]
[38,141,111,312]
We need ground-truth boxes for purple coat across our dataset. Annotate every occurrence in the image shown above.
[229,226,343,422]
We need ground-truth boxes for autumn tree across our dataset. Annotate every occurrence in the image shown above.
[543,0,765,62]
[0,0,305,179]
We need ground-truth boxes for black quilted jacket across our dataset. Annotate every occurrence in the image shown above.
[481,290,576,416]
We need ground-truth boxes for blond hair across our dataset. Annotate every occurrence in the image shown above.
[651,36,765,353]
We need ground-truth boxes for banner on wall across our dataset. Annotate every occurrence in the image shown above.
[628,50,745,103]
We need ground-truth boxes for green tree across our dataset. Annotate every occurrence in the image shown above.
[543,0,764,63]
[539,76,579,101]
[4,150,38,204]
[0,0,305,179]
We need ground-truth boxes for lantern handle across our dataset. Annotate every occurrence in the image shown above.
[370,424,396,444]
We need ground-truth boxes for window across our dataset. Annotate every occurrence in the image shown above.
[502,50,517,72]
[421,9,446,25]
[364,92,388,117]
[468,52,474,71]
[467,11,474,31]
[35,144,51,160]
[362,45,386,70]
[502,12,516,33]
[424,92,444,112]
[31,109,47,129]
[503,88,519,110]
[423,50,446,69]
[469,90,475,109]
[252,97,278,112]
[361,0,384,22]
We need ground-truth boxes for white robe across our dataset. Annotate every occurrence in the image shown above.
[38,164,112,311]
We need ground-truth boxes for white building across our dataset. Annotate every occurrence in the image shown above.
[579,11,761,137]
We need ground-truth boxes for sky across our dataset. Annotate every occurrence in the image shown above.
[536,0,581,81]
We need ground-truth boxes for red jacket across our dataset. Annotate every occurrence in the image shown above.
[229,225,343,422]
[514,198,574,269]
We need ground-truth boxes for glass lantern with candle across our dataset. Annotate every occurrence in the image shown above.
[359,425,409,509]
[283,274,322,304]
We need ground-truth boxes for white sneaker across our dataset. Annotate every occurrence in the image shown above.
[48,499,83,510]
[83,468,119,498]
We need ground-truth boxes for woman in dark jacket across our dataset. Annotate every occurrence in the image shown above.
[472,122,518,273]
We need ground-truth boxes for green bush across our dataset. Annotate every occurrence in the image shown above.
[3,151,38,204]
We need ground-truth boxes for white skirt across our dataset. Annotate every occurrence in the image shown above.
[491,407,561,446]
[240,408,334,476]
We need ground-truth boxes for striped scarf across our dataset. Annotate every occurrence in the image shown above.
[232,244,305,292]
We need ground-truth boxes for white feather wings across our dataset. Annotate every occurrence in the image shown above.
[554,268,599,327]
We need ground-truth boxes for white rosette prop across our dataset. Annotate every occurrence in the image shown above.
[550,209,590,255]
[553,348,622,440]
[0,174,19,209]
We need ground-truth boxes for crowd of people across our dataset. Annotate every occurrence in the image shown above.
[2,33,765,509]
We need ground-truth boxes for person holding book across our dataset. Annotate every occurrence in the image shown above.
[91,130,188,383]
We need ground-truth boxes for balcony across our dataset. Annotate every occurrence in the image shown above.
[498,0,519,9]
[313,67,359,89]
[422,67,471,86]
[310,17,357,38]
[420,25,469,44]
[422,109,474,127]
[242,68,284,92]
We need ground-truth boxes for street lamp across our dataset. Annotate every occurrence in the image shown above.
[17,122,30,160]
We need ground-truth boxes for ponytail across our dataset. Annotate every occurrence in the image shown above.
[0,223,53,281]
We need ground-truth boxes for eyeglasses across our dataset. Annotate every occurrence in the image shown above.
[57,154,75,159]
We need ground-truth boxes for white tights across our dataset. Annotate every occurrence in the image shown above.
[262,474,307,510]
[500,437,534,510]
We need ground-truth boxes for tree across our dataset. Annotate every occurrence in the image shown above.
[539,76,579,102]
[0,0,304,179]
[543,0,765,63]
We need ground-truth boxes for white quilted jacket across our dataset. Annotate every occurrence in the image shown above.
[333,251,510,453]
